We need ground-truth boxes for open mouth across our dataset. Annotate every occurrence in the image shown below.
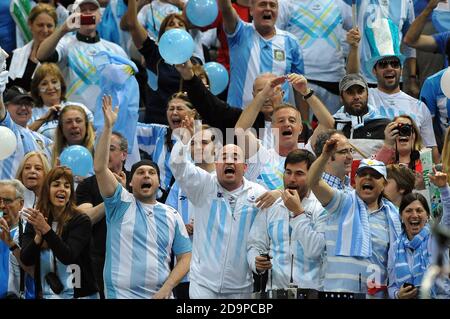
[141,183,152,189]
[224,167,235,175]
[384,74,396,80]
[409,220,421,227]
[171,118,181,127]
[398,137,409,143]
[282,129,293,137]
[263,13,272,20]
[55,193,66,201]
[287,185,297,190]
[361,183,374,191]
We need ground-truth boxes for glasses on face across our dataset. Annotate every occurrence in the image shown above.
[376,59,401,69]
[356,169,384,180]
[335,148,354,155]
[0,197,18,205]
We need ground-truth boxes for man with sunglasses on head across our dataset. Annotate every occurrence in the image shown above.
[308,138,402,297]
[347,28,439,163]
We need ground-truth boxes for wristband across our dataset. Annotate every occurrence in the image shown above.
[302,89,314,100]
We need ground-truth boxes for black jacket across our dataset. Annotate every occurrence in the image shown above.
[21,213,98,298]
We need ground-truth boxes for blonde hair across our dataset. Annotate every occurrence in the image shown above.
[393,115,423,151]
[28,3,57,25]
[15,151,51,182]
[30,63,66,107]
[442,127,450,183]
[51,105,95,167]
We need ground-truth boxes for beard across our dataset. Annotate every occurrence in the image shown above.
[344,101,369,116]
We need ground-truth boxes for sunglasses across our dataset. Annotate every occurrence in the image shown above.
[376,59,401,69]
[356,168,384,180]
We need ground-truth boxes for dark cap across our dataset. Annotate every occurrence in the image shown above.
[3,86,34,105]
[339,74,368,93]
[130,160,161,182]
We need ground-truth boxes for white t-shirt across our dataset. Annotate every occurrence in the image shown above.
[368,88,437,147]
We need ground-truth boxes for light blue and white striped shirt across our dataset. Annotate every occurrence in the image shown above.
[323,189,400,296]
[277,0,352,82]
[136,122,173,194]
[103,184,191,299]
[170,141,267,295]
[0,112,52,180]
[226,19,304,108]
[247,193,328,290]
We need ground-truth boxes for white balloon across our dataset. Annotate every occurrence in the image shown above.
[0,126,17,160]
[440,67,450,98]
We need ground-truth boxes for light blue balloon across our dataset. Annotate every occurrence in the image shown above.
[204,62,229,95]
[158,29,195,65]
[186,0,218,27]
[60,145,93,177]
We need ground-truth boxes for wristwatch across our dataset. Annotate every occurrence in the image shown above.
[302,89,314,100]
[9,243,19,252]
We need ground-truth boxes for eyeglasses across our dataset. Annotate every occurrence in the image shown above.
[376,59,401,69]
[335,148,354,155]
[0,197,18,205]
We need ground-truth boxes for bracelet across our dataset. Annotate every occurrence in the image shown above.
[9,243,19,252]
[302,89,314,100]
[409,75,417,79]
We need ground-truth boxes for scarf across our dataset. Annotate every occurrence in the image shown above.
[394,225,431,286]
[335,193,402,258]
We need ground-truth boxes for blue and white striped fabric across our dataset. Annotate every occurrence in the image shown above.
[54,34,128,112]
[0,222,34,299]
[137,1,180,41]
[92,51,140,154]
[420,69,450,137]
[277,0,352,82]
[326,189,401,258]
[166,181,193,283]
[393,226,431,287]
[0,112,52,180]
[98,0,132,56]
[29,101,93,140]
[343,0,416,83]
[322,172,352,191]
[103,184,191,299]
[136,122,173,194]
[169,141,267,295]
[247,193,327,290]
[226,19,304,108]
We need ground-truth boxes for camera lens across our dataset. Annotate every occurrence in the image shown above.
[398,124,412,137]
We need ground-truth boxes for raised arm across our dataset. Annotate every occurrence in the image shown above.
[124,0,150,50]
[403,0,442,51]
[346,27,361,74]
[94,96,119,198]
[37,13,80,61]
[235,75,286,159]
[218,0,240,34]
[307,138,337,207]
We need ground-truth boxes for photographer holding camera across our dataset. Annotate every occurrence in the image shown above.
[20,166,98,299]
[375,115,425,189]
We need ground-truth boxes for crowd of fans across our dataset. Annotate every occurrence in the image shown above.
[0,0,449,299]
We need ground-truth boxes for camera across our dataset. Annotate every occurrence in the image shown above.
[45,272,64,294]
[80,15,96,25]
[397,123,412,137]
